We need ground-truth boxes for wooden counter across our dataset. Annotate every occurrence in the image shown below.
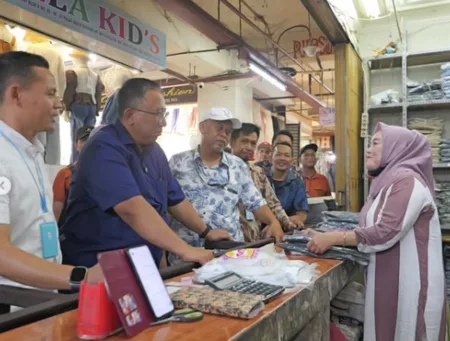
[0,256,359,341]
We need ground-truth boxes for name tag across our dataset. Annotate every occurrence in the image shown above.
[40,222,59,259]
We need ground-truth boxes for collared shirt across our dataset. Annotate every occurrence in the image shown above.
[168,148,266,251]
[255,161,303,180]
[304,172,332,198]
[268,170,308,216]
[61,120,185,267]
[240,164,291,241]
[0,120,61,288]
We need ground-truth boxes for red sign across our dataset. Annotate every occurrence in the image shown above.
[293,35,334,59]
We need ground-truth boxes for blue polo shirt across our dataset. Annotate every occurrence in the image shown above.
[60,120,185,267]
[268,170,308,216]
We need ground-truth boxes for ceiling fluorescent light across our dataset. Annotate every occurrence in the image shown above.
[249,62,287,92]
[361,0,381,18]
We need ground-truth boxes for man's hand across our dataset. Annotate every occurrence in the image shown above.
[87,264,104,284]
[262,221,284,243]
[205,229,232,241]
[180,247,214,265]
[290,216,305,229]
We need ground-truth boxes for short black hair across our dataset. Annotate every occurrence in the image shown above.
[273,141,293,154]
[231,123,260,142]
[117,78,160,119]
[0,52,50,104]
[272,130,294,145]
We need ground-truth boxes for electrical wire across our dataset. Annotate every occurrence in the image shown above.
[391,0,403,43]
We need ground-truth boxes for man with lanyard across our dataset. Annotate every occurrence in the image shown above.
[61,79,230,268]
[268,142,309,227]
[168,107,284,264]
[53,126,93,225]
[0,52,102,294]
[230,123,300,241]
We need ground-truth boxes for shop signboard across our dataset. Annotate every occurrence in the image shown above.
[293,33,333,58]
[5,0,166,68]
[319,107,335,126]
[162,85,198,104]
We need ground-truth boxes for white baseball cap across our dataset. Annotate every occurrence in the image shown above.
[200,107,242,129]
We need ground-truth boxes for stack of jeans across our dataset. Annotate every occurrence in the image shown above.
[408,118,443,164]
[441,63,450,98]
[443,246,450,301]
[435,182,450,228]
[440,139,450,163]
[408,78,444,102]
[280,231,370,266]
[315,211,359,232]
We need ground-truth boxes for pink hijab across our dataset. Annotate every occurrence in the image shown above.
[367,122,434,200]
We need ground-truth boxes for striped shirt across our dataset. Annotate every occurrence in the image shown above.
[355,175,447,341]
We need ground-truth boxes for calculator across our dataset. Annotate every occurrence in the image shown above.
[204,271,285,302]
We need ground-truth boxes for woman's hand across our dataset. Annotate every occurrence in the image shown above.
[306,232,337,254]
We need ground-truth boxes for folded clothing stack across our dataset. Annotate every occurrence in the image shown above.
[408,118,443,164]
[443,246,450,301]
[441,63,450,98]
[316,211,359,232]
[440,139,450,163]
[407,79,443,102]
[435,182,450,228]
[280,233,370,266]
[331,281,365,341]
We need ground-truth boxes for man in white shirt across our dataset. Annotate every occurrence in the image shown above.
[0,51,102,294]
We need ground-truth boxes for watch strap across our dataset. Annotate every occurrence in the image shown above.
[199,225,211,239]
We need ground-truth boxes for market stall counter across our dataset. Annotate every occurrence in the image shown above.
[0,256,359,341]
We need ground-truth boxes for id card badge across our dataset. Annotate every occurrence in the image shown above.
[40,222,59,259]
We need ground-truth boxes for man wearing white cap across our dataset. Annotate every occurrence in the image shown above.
[168,107,284,264]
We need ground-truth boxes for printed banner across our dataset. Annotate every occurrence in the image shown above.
[319,107,336,126]
[5,0,166,68]
[162,85,197,104]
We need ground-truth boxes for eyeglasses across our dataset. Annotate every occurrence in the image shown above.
[130,107,169,123]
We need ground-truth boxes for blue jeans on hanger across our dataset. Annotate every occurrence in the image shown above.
[37,115,61,165]
[70,103,96,162]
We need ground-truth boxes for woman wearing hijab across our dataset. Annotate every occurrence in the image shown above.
[307,123,447,341]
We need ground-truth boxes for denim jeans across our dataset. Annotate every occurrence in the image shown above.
[37,115,61,165]
[70,103,96,162]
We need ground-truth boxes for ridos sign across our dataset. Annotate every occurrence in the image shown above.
[5,0,166,68]
[293,35,333,59]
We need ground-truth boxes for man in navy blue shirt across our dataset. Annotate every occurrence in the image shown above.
[267,142,308,226]
[61,78,231,267]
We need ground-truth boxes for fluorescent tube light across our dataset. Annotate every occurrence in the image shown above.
[249,62,287,92]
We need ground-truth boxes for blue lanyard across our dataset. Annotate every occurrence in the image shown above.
[0,130,48,213]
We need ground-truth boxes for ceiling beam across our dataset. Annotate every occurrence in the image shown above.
[300,0,349,44]
[153,0,326,110]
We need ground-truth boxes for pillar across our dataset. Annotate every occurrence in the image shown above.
[197,79,254,124]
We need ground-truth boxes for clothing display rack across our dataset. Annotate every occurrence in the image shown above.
[363,24,450,230]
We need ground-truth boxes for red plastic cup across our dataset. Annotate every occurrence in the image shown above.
[77,281,122,340]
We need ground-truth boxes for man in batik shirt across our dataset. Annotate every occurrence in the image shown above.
[169,108,284,263]
[230,123,301,241]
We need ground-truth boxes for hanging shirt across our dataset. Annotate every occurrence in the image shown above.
[0,120,61,289]
[60,121,185,267]
[25,42,66,97]
[168,148,266,263]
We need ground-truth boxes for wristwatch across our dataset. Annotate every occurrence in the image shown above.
[199,225,211,239]
[69,266,88,291]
